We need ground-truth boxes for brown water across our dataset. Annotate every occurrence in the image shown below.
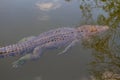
[0,0,120,80]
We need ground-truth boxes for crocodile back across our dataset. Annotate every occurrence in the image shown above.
[32,27,77,49]
[37,27,75,38]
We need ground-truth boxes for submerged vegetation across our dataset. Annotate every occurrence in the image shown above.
[76,0,120,79]
[65,0,120,79]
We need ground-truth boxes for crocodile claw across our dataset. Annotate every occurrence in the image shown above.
[12,59,26,68]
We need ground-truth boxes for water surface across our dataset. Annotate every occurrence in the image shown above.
[0,0,120,80]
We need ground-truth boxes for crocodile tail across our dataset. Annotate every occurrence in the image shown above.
[0,50,17,58]
[0,45,17,58]
[0,42,33,58]
[0,53,6,58]
[0,47,6,58]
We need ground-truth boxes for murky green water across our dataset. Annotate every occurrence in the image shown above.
[0,0,120,80]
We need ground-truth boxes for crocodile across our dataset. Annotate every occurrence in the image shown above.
[0,25,109,68]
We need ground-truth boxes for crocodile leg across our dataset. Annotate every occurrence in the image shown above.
[18,36,36,42]
[12,46,43,68]
[57,39,79,55]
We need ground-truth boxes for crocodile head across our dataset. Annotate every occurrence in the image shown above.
[76,25,109,39]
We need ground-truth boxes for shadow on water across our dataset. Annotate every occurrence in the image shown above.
[75,0,120,80]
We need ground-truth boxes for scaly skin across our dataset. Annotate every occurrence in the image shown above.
[0,25,109,67]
